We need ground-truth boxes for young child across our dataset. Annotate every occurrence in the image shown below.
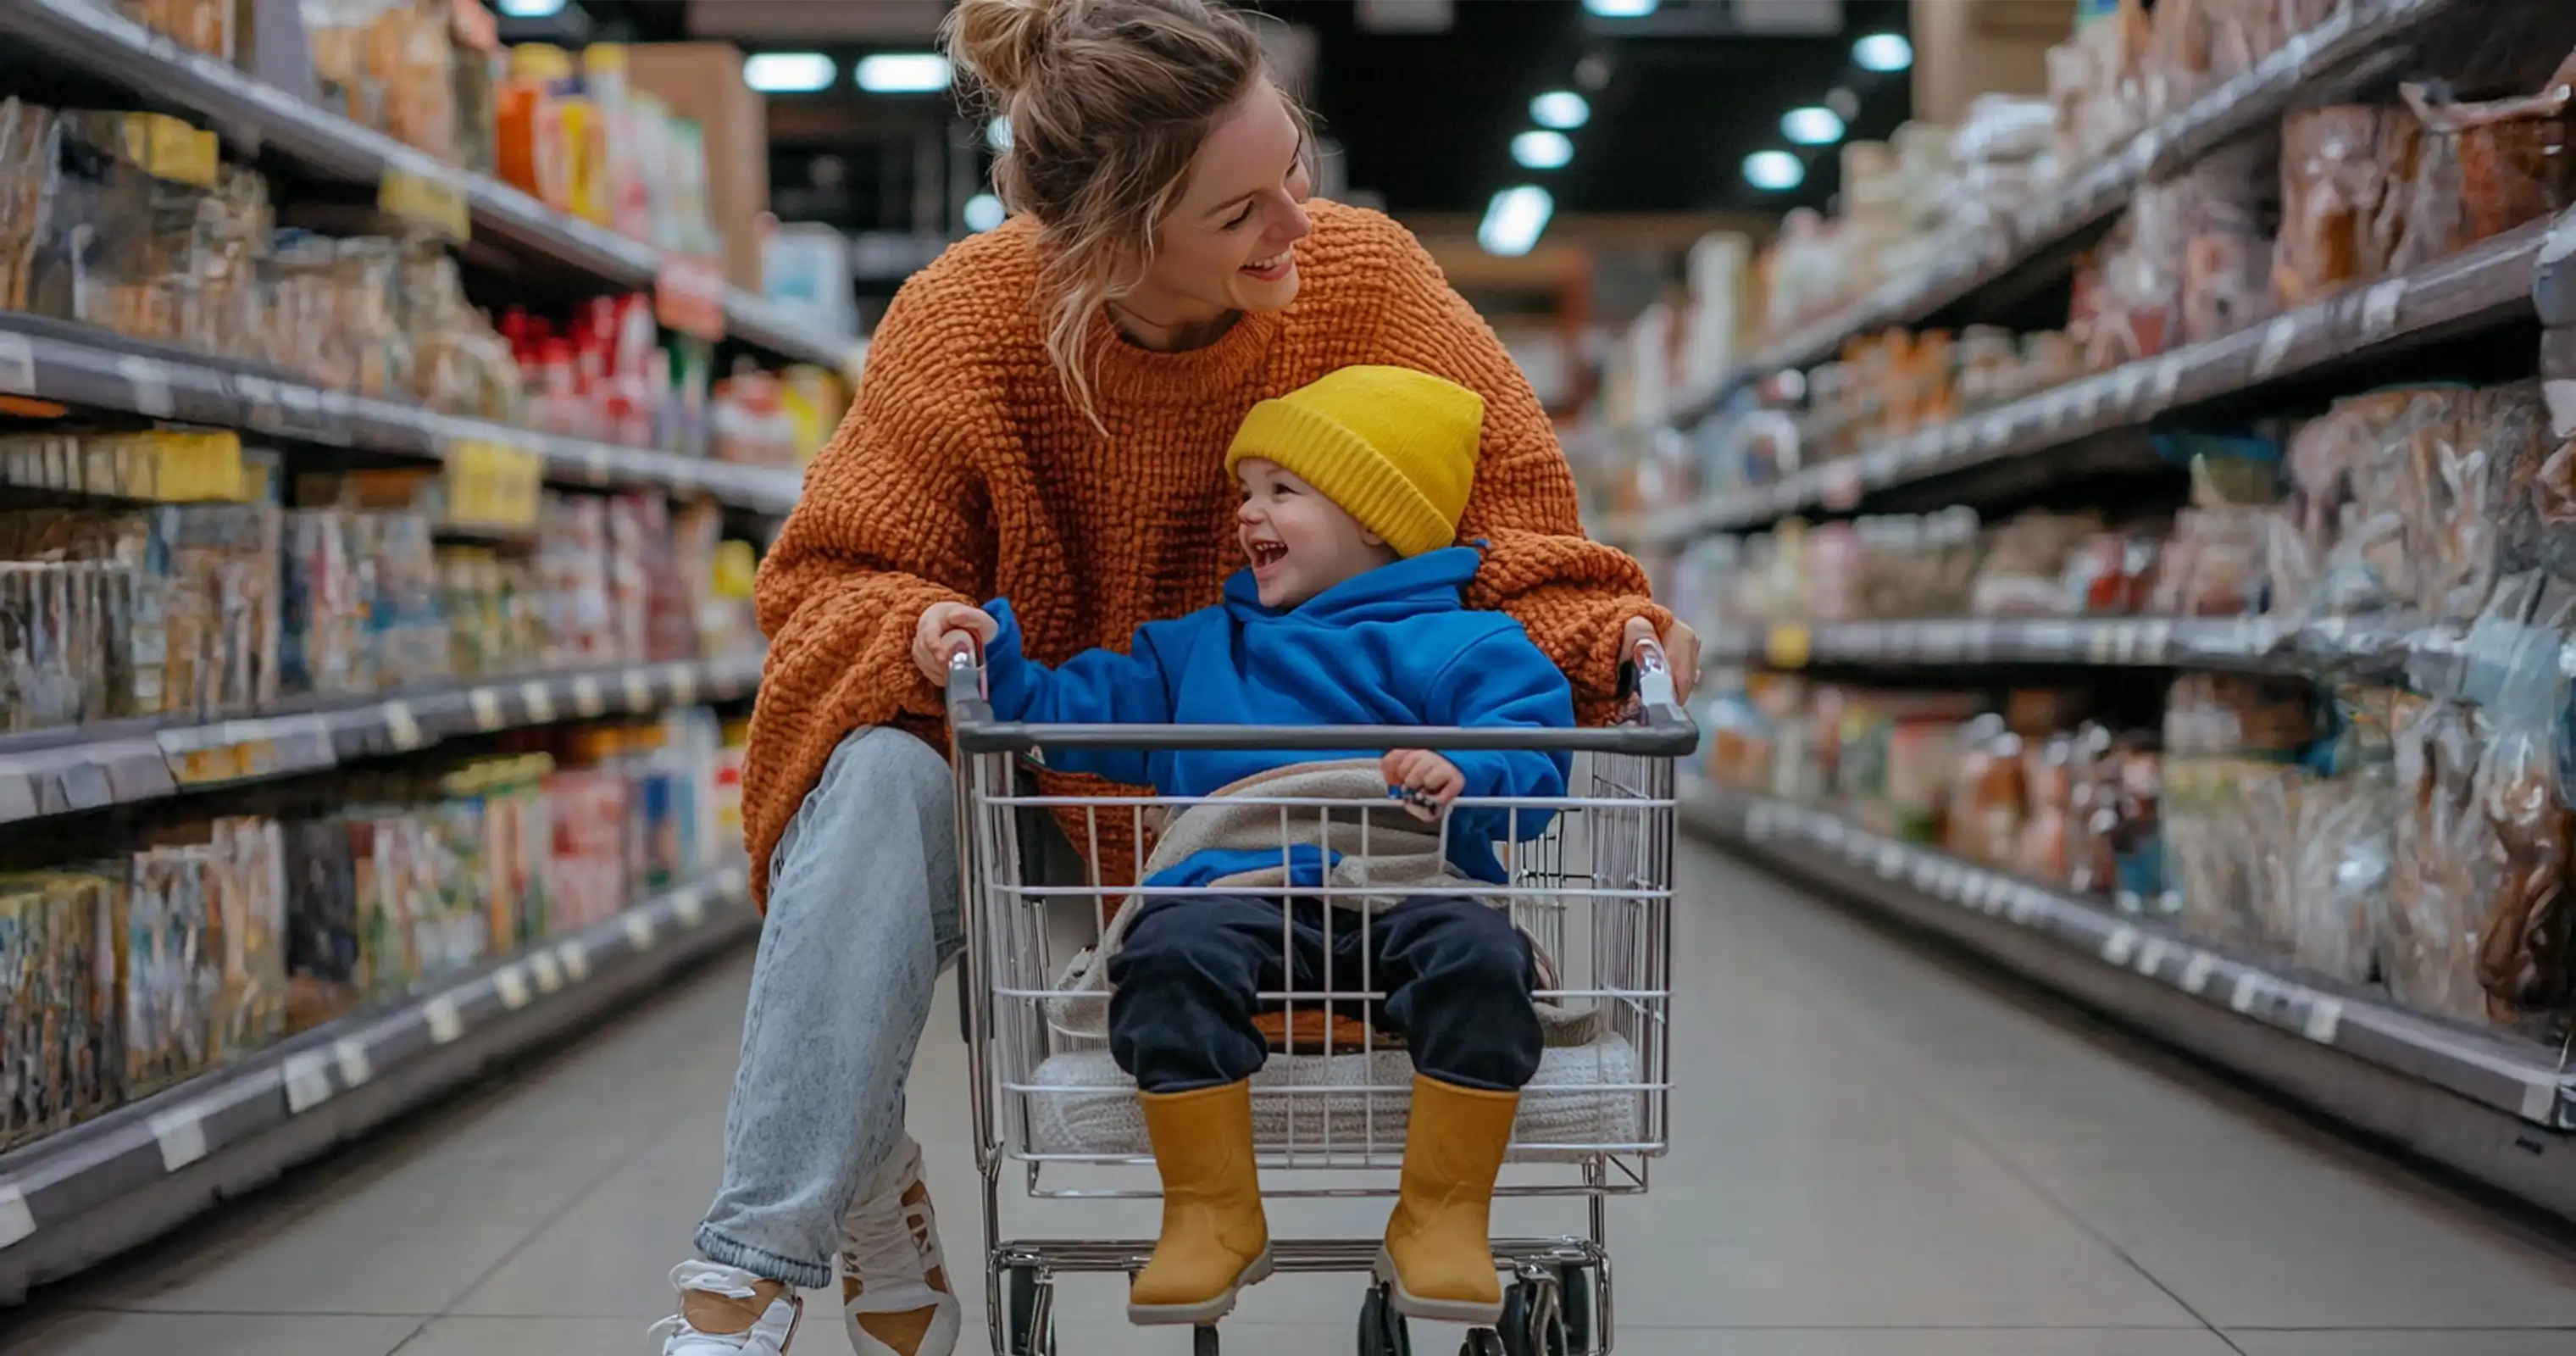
[910,365,1576,1329]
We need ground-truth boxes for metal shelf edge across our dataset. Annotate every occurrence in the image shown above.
[0,867,758,1298]
[0,653,766,825]
[1679,782,2576,1131]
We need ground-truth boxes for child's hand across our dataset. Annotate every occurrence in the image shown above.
[913,603,998,685]
[1381,749,1463,821]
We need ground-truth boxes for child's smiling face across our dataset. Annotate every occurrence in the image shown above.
[1235,458,1399,609]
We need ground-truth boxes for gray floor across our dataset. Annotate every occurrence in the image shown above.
[8,840,2576,1355]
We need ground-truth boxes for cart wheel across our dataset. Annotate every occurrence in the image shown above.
[1499,1276,1569,1356]
[1459,1329,1507,1356]
[1003,1264,1055,1356]
[1357,1284,1412,1356]
[1554,1262,1602,1356]
[1195,1324,1223,1355]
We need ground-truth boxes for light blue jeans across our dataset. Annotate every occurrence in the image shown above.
[697,728,964,1290]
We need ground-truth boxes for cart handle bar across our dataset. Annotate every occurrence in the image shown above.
[942,635,1698,758]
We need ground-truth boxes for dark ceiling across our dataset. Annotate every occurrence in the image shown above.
[547,0,1916,234]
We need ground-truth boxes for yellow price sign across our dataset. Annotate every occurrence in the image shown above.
[1764,624,1813,670]
[380,166,471,242]
[120,114,219,187]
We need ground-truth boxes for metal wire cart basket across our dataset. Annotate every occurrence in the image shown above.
[946,642,1697,1356]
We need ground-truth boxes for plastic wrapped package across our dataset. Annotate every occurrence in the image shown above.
[2402,383,2552,625]
[2151,505,2268,617]
[283,818,362,1033]
[280,508,369,697]
[1974,512,2103,616]
[1945,718,2025,867]
[2403,57,2576,252]
[2274,106,2418,308]
[2461,577,2576,1024]
[2165,756,2294,948]
[2386,694,2502,1023]
[2279,689,2398,985]
[0,871,119,1148]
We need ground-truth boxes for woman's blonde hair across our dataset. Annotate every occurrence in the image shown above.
[944,0,1304,424]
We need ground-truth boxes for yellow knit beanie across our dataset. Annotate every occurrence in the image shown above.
[1224,365,1484,559]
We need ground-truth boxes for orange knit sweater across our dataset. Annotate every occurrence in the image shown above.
[746,200,1668,906]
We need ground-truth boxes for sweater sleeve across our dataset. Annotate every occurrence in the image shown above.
[1424,631,1574,842]
[983,599,1196,788]
[743,281,999,906]
[1354,214,1671,722]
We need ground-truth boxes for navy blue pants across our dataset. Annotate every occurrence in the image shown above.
[1107,893,1543,1094]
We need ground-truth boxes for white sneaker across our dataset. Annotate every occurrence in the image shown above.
[649,1261,803,1354]
[839,1135,962,1356]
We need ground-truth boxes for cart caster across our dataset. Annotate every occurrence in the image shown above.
[1195,1324,1222,1355]
[1460,1331,1506,1356]
[1496,1273,1569,1356]
[1357,1284,1412,1356]
[1552,1259,1607,1356]
[1002,1263,1056,1356]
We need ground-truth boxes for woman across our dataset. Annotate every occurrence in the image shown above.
[655,1,1698,1352]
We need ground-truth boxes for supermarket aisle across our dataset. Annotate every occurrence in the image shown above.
[8,839,2576,1356]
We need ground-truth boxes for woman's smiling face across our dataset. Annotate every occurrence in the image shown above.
[1132,81,1314,320]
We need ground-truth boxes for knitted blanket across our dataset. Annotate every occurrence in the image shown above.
[1021,1034,1646,1163]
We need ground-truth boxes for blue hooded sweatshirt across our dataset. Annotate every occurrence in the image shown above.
[980,546,1575,887]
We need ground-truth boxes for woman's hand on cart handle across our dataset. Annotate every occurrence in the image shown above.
[1381,748,1464,821]
[914,602,999,685]
[1624,616,1701,703]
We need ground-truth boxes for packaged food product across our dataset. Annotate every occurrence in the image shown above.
[2402,55,2576,252]
[2274,106,2417,308]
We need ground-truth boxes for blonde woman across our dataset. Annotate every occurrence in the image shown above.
[656,1,1699,1352]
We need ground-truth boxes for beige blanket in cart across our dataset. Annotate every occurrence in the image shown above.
[1041,760,1597,1046]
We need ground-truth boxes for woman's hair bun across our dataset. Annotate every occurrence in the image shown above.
[946,0,1062,99]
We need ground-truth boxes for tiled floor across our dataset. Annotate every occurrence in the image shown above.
[6,841,2575,1354]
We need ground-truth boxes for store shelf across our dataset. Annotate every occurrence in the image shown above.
[0,865,757,1302]
[1694,614,2459,677]
[1610,212,2550,547]
[0,649,763,825]
[0,310,805,515]
[0,0,867,377]
[1652,0,2465,433]
[1680,780,2576,1220]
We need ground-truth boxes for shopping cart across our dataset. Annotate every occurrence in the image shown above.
[945,638,1696,1356]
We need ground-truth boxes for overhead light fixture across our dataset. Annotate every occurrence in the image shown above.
[1512,130,1574,170]
[1853,32,1914,73]
[1744,150,1805,192]
[986,115,1013,151]
[1478,185,1553,258]
[497,0,565,14]
[1582,0,1658,16]
[742,53,835,94]
[856,53,952,94]
[1780,106,1845,146]
[964,192,1006,232]
[1530,91,1590,131]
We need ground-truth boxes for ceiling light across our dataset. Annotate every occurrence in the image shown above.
[964,193,1006,232]
[1744,151,1805,191]
[1853,32,1914,72]
[743,53,835,94]
[856,53,952,93]
[1780,106,1845,146]
[1512,130,1574,170]
[496,0,565,15]
[1582,0,1658,16]
[1479,185,1553,258]
[986,115,1013,151]
[1531,91,1590,131]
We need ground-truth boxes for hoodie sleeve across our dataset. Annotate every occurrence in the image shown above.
[983,599,1201,787]
[1423,629,1576,817]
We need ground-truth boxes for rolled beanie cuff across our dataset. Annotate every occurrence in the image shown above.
[1227,401,1455,557]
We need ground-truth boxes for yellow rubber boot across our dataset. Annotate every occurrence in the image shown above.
[1376,1075,1518,1324]
[1129,1081,1274,1325]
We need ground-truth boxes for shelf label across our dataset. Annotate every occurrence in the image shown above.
[282,1052,335,1114]
[2152,353,2186,404]
[2360,278,2406,338]
[2229,972,2265,1014]
[2254,315,2299,378]
[1764,625,1812,670]
[656,254,729,342]
[528,950,564,994]
[0,331,34,395]
[1818,459,1863,511]
[668,664,699,706]
[520,681,556,725]
[623,669,654,711]
[492,964,531,1011]
[148,1106,208,1173]
[0,1183,33,1250]
[557,938,591,982]
[2101,925,2140,966]
[570,675,606,717]
[380,165,471,242]
[383,700,424,752]
[116,355,175,419]
[424,995,465,1045]
[2301,996,2343,1044]
[469,688,505,731]
[2181,950,2218,995]
[624,910,660,949]
[335,1037,374,1088]
[672,886,708,926]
